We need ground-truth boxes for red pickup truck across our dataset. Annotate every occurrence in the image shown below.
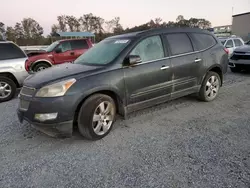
[25,38,93,72]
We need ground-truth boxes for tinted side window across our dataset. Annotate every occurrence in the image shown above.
[56,41,72,52]
[234,39,243,47]
[71,40,89,50]
[225,40,233,48]
[0,43,26,60]
[189,33,217,51]
[130,35,164,62]
[165,33,193,55]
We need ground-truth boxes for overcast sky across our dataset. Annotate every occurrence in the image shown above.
[1,0,250,34]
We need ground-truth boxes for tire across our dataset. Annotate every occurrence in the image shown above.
[77,94,117,140]
[230,67,241,73]
[0,76,16,103]
[198,71,221,102]
[33,63,50,72]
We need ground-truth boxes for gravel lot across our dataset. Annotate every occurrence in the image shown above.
[0,71,250,188]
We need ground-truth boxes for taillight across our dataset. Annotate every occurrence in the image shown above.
[224,48,229,54]
[25,59,29,71]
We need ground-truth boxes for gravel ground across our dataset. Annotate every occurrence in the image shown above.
[0,71,250,188]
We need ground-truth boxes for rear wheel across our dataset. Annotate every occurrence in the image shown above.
[198,71,221,102]
[77,94,116,140]
[0,76,16,103]
[33,63,50,72]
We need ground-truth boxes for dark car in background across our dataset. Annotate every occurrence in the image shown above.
[229,44,250,72]
[17,28,228,140]
[25,38,93,72]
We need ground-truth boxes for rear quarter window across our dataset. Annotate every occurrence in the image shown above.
[189,33,217,51]
[165,33,193,56]
[71,40,89,50]
[0,43,26,60]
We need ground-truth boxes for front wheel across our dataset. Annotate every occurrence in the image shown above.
[33,63,50,72]
[0,76,16,103]
[77,94,116,140]
[198,71,221,102]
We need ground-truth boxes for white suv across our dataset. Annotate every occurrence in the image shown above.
[0,41,29,102]
[218,36,245,56]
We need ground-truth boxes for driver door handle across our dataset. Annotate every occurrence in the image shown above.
[161,65,169,70]
[194,58,202,63]
[70,52,75,55]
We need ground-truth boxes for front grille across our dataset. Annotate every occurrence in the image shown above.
[231,54,250,60]
[19,100,30,111]
[234,51,246,54]
[20,86,36,97]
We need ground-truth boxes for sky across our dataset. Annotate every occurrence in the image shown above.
[1,0,250,35]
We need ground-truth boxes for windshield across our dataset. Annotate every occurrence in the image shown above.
[45,41,59,52]
[74,38,131,65]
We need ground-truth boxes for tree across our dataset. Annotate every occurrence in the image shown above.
[176,15,184,22]
[51,24,59,35]
[0,22,5,40]
[57,15,67,32]
[65,15,81,32]
[106,17,123,34]
[14,22,24,39]
[5,26,16,41]
[21,18,44,38]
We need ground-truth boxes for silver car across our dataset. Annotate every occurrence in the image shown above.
[0,41,29,102]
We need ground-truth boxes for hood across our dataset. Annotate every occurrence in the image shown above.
[234,45,250,53]
[27,51,52,61]
[27,50,47,57]
[24,63,103,88]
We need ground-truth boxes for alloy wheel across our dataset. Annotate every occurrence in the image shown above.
[0,82,12,99]
[92,101,115,135]
[205,75,219,99]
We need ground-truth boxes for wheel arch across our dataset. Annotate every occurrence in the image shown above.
[202,65,223,86]
[0,72,19,88]
[73,89,125,126]
[30,59,53,71]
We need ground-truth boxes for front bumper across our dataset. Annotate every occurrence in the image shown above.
[16,93,80,138]
[229,59,250,67]
[17,110,73,137]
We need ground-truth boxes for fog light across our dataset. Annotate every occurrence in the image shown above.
[34,113,58,122]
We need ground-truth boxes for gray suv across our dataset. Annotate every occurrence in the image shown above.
[0,41,29,102]
[17,28,228,140]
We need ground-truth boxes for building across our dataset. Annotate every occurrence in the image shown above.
[232,12,250,41]
[213,25,232,37]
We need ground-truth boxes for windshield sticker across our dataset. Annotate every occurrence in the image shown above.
[114,40,129,44]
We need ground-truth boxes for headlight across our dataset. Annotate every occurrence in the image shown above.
[36,78,76,97]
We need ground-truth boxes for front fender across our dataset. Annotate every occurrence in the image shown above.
[0,66,17,74]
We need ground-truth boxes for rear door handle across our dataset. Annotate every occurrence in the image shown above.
[70,52,75,55]
[194,58,202,63]
[161,65,170,70]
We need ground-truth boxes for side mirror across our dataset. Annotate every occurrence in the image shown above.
[124,55,142,66]
[55,48,62,53]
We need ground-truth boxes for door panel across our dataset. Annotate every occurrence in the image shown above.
[124,59,172,105]
[164,33,202,95]
[170,53,202,93]
[123,35,172,107]
[53,41,75,64]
